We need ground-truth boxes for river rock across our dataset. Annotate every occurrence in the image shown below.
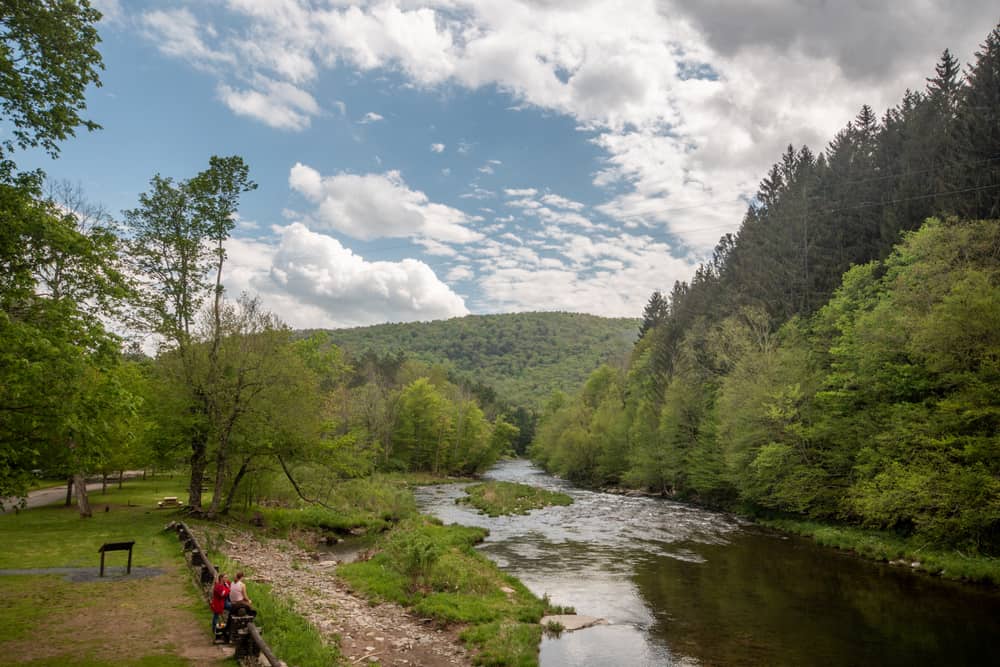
[540,615,608,631]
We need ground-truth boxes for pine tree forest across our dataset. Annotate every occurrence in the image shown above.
[530,26,1000,553]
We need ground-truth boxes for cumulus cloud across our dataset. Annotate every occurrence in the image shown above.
[430,143,446,153]
[218,76,320,130]
[668,0,998,82]
[226,224,469,328]
[289,163,482,244]
[139,0,1000,312]
[359,111,384,123]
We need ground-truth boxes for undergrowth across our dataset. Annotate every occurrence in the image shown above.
[338,515,564,665]
[762,518,1000,586]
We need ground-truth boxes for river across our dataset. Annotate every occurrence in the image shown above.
[413,459,1000,666]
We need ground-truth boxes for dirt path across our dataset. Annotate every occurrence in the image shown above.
[199,526,472,667]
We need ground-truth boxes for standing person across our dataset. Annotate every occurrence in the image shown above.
[210,572,230,635]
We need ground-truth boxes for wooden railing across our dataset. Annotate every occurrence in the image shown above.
[166,521,284,667]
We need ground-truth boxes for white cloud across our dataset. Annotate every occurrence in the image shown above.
[218,76,319,131]
[359,111,384,123]
[225,224,468,328]
[475,229,697,316]
[141,8,234,71]
[139,0,1000,316]
[430,143,446,153]
[447,265,474,282]
[540,193,585,211]
[289,163,483,243]
[459,186,495,200]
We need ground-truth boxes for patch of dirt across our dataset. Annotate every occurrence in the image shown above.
[197,526,473,666]
[1,564,232,666]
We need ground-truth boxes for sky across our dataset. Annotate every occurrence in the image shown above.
[25,0,999,330]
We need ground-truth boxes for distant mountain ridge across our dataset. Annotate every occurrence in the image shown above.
[314,312,638,408]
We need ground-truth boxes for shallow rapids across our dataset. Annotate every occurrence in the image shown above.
[414,459,1000,666]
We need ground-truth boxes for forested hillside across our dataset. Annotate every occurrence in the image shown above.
[531,25,1000,553]
[314,312,638,409]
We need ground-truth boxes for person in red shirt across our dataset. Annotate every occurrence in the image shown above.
[210,571,230,635]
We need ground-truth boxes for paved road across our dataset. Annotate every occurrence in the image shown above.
[2,472,146,513]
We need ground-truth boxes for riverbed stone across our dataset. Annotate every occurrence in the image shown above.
[540,614,607,631]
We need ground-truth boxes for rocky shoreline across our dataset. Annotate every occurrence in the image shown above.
[193,526,472,666]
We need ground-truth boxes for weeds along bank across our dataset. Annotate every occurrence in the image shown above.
[201,472,566,667]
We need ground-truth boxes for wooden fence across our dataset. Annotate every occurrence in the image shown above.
[166,521,284,667]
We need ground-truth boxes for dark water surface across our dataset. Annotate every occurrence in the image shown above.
[414,459,1000,666]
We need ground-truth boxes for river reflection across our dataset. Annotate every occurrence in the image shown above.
[414,459,1000,666]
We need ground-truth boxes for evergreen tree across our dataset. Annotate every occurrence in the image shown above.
[952,24,1000,219]
[638,290,668,339]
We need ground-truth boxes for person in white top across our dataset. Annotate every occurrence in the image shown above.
[229,571,253,609]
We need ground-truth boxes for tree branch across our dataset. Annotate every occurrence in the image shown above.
[277,455,336,510]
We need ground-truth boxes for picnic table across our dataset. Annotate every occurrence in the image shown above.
[157,496,182,509]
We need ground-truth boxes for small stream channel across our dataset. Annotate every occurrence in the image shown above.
[413,459,1000,666]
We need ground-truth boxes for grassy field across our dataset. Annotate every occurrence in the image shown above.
[0,479,227,665]
[2,473,562,666]
[458,481,573,517]
[0,476,197,570]
[762,518,1000,585]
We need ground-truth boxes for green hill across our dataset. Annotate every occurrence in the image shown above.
[316,312,638,408]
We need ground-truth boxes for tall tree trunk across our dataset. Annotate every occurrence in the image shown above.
[65,476,74,506]
[221,457,252,515]
[101,472,107,494]
[118,470,124,489]
[209,443,228,515]
[188,432,207,510]
[73,473,92,518]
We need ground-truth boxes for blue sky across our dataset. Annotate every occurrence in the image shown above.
[25,0,998,329]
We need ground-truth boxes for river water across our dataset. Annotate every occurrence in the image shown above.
[413,459,1000,666]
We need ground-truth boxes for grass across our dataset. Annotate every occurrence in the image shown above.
[252,475,420,536]
[458,481,573,517]
[761,518,1000,585]
[0,479,226,666]
[247,471,476,538]
[0,478,199,569]
[338,515,559,666]
[209,553,342,667]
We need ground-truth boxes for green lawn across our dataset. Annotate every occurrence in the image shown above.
[0,479,225,665]
[0,478,197,569]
